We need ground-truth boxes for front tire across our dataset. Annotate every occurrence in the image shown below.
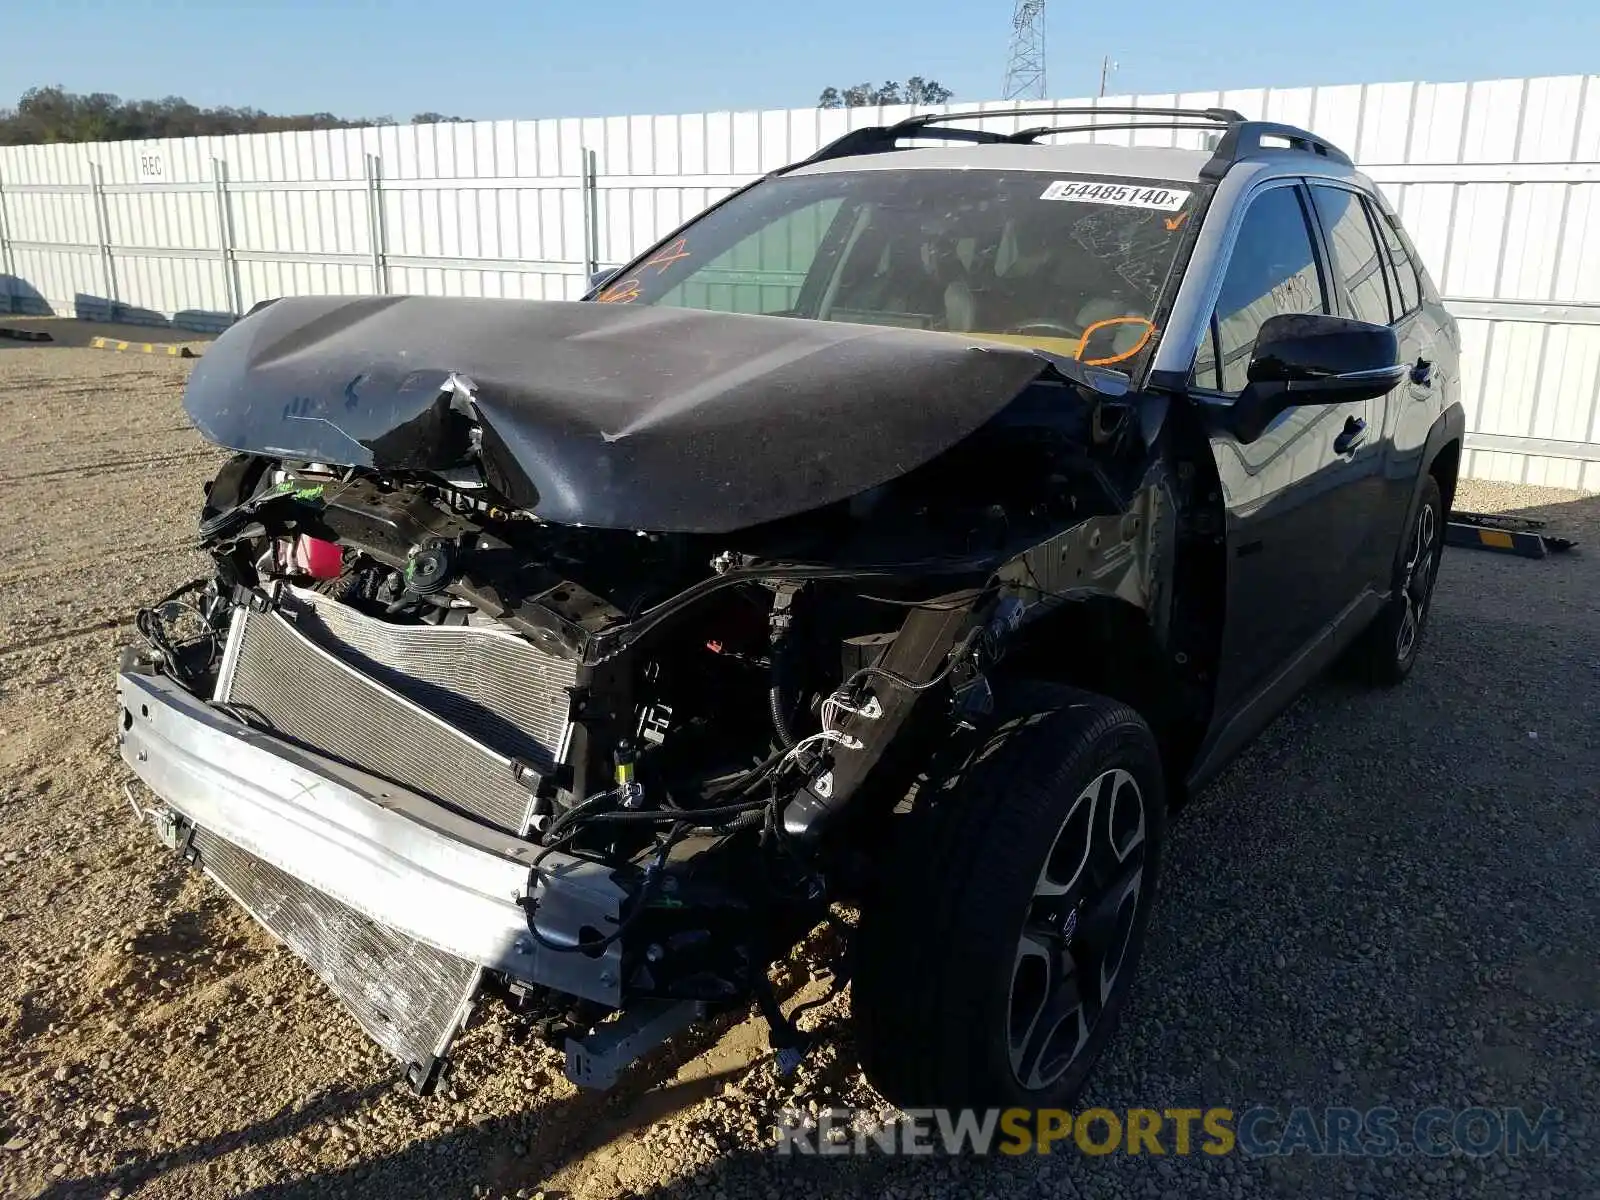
[853,687,1166,1109]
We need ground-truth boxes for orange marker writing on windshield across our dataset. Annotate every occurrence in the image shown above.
[1077,316,1156,367]
[644,238,691,272]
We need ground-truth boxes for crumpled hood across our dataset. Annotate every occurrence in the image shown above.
[183,295,1059,534]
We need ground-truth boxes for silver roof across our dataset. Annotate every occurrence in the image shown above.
[787,141,1215,183]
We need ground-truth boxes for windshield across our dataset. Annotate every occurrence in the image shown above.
[596,168,1202,368]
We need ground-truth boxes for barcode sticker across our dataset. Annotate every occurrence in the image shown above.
[1040,181,1191,211]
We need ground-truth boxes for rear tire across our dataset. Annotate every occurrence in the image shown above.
[853,686,1165,1109]
[1349,474,1444,686]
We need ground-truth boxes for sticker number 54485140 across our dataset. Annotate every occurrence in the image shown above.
[1040,180,1191,211]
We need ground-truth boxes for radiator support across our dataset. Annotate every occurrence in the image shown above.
[213,586,577,835]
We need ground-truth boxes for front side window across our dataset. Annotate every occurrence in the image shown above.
[1192,317,1222,391]
[598,169,1203,371]
[1310,185,1393,326]
[1209,185,1329,393]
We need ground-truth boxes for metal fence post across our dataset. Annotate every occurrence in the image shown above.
[581,147,599,278]
[364,153,389,295]
[90,161,120,320]
[211,158,239,320]
[0,163,15,313]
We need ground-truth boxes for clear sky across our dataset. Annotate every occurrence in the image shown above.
[3,0,1596,121]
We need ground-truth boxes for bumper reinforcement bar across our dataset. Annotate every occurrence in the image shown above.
[118,663,632,1085]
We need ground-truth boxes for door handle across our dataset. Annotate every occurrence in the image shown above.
[1334,416,1367,455]
[1411,357,1434,388]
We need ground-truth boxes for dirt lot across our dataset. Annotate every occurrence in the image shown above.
[1,335,1596,1200]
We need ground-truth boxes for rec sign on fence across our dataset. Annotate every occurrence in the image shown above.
[136,146,168,184]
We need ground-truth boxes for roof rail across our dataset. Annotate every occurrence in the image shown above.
[1197,120,1353,178]
[904,105,1248,129]
[1006,121,1235,143]
[787,105,1353,180]
[784,122,1010,169]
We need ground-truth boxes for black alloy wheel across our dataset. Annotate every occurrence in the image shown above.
[853,686,1166,1109]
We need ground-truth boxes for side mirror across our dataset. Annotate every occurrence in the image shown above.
[1228,313,1405,443]
[588,267,620,292]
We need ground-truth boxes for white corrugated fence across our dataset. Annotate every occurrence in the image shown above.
[1,75,1597,488]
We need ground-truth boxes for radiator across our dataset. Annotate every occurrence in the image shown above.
[191,825,479,1093]
[280,586,577,774]
[214,589,575,834]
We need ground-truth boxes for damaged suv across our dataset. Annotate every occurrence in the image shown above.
[120,106,1464,1108]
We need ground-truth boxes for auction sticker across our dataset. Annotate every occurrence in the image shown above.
[1040,180,1191,211]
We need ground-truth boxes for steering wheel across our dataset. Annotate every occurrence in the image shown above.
[1005,320,1081,340]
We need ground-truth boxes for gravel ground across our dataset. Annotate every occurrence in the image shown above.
[0,338,1595,1200]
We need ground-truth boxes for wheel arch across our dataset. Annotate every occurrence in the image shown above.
[1418,402,1467,519]
[997,593,1211,807]
[1375,401,1466,588]
[1429,430,1463,514]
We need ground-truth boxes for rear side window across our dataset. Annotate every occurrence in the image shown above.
[1207,185,1328,393]
[1373,204,1423,316]
[1309,185,1392,326]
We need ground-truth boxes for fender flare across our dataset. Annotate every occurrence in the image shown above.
[1393,401,1466,572]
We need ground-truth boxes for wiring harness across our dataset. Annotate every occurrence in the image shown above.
[134,579,222,688]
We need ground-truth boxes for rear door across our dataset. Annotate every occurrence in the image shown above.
[1305,182,1418,588]
[1190,181,1373,713]
[1368,194,1452,554]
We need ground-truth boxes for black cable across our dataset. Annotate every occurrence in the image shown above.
[135,580,219,687]
[836,576,1104,699]
[855,586,991,611]
[528,792,774,955]
[701,757,777,797]
[524,828,583,893]
[523,822,686,955]
[785,968,849,1029]
[702,748,788,799]
[135,608,185,682]
[767,620,801,749]
[767,681,798,748]
[715,808,765,833]
[570,796,771,826]
[751,964,803,1051]
[839,625,982,695]
[782,909,857,1029]
[547,769,778,846]
[544,789,622,840]
[527,620,984,955]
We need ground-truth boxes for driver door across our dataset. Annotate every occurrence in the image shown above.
[1191,181,1374,715]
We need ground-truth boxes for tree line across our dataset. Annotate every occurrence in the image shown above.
[817,77,954,108]
[0,77,957,147]
[0,86,466,146]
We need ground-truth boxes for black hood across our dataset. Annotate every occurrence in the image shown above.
[183,295,1062,534]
